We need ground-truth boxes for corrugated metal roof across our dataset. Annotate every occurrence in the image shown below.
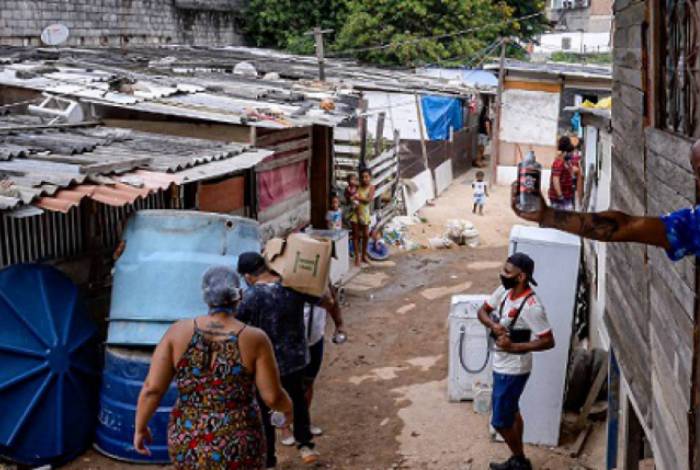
[0,119,276,212]
[175,148,273,182]
[35,171,181,213]
[484,59,612,81]
[0,65,203,105]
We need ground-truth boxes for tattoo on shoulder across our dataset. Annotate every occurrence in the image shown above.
[208,321,224,329]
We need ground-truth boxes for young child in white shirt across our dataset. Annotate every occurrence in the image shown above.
[472,170,489,215]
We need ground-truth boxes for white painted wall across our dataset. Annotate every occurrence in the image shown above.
[364,91,423,141]
[500,88,560,146]
[586,126,612,350]
[434,159,454,195]
[402,169,435,215]
[533,32,612,55]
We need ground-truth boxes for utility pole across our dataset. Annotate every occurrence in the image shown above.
[305,26,333,81]
[490,37,508,189]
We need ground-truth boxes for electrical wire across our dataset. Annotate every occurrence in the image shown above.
[327,12,544,58]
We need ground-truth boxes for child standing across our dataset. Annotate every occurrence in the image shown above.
[472,171,488,215]
[326,195,343,230]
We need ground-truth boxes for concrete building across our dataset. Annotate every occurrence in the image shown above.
[533,0,614,57]
[483,60,611,186]
[0,0,246,47]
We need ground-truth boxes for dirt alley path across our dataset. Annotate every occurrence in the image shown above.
[67,171,604,470]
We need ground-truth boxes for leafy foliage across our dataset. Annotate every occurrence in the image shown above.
[242,0,349,55]
[550,51,613,65]
[243,1,550,66]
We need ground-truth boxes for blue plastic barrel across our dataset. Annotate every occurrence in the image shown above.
[0,264,99,466]
[94,347,177,463]
[107,210,261,346]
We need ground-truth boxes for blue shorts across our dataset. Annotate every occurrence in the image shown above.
[474,194,486,206]
[491,372,530,429]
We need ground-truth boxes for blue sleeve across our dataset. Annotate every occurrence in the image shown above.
[661,207,700,261]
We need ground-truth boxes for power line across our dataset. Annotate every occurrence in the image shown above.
[327,12,544,58]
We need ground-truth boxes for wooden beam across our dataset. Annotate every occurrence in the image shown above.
[504,80,561,93]
[310,124,332,228]
[622,396,645,470]
[358,97,368,166]
[374,112,385,157]
[255,151,310,173]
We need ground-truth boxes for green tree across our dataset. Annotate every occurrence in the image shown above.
[333,0,513,66]
[243,0,349,55]
[502,0,549,41]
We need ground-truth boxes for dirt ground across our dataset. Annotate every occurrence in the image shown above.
[64,171,605,470]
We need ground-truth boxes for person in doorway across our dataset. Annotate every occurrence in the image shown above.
[511,139,700,262]
[349,168,376,267]
[133,266,292,469]
[477,253,555,470]
[326,194,343,231]
[549,136,576,211]
[472,170,489,215]
[570,138,584,209]
[237,252,334,467]
[476,104,492,168]
[280,284,345,445]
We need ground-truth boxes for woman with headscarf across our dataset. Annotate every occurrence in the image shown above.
[133,266,292,469]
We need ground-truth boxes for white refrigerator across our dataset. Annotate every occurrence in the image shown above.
[509,225,580,447]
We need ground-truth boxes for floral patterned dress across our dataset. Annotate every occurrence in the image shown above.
[168,321,266,469]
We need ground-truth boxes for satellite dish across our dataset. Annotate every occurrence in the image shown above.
[40,24,70,46]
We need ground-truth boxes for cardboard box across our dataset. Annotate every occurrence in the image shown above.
[264,233,334,297]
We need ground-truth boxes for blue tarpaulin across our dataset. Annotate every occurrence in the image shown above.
[421,95,464,141]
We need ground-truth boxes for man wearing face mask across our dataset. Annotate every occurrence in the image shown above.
[477,253,555,470]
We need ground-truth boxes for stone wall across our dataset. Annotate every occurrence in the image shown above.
[0,0,245,47]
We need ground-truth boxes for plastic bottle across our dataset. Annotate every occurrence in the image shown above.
[516,150,543,213]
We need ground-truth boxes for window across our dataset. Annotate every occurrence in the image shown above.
[562,37,572,50]
[659,0,698,136]
[551,0,565,9]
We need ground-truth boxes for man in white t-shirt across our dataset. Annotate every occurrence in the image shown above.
[477,253,555,470]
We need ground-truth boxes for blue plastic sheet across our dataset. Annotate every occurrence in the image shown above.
[421,95,464,141]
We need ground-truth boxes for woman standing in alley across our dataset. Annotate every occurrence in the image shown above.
[350,167,376,267]
[133,266,292,469]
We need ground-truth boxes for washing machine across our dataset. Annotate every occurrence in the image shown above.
[448,295,492,402]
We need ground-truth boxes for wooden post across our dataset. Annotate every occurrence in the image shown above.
[358,97,368,167]
[414,93,434,196]
[490,38,508,189]
[374,112,385,157]
[305,27,334,81]
[621,396,644,470]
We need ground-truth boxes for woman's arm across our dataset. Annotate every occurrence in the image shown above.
[134,328,177,455]
[552,175,563,199]
[253,331,293,424]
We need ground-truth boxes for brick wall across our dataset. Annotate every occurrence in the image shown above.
[0,0,245,47]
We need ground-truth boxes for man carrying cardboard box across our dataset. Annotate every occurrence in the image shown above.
[237,251,337,467]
